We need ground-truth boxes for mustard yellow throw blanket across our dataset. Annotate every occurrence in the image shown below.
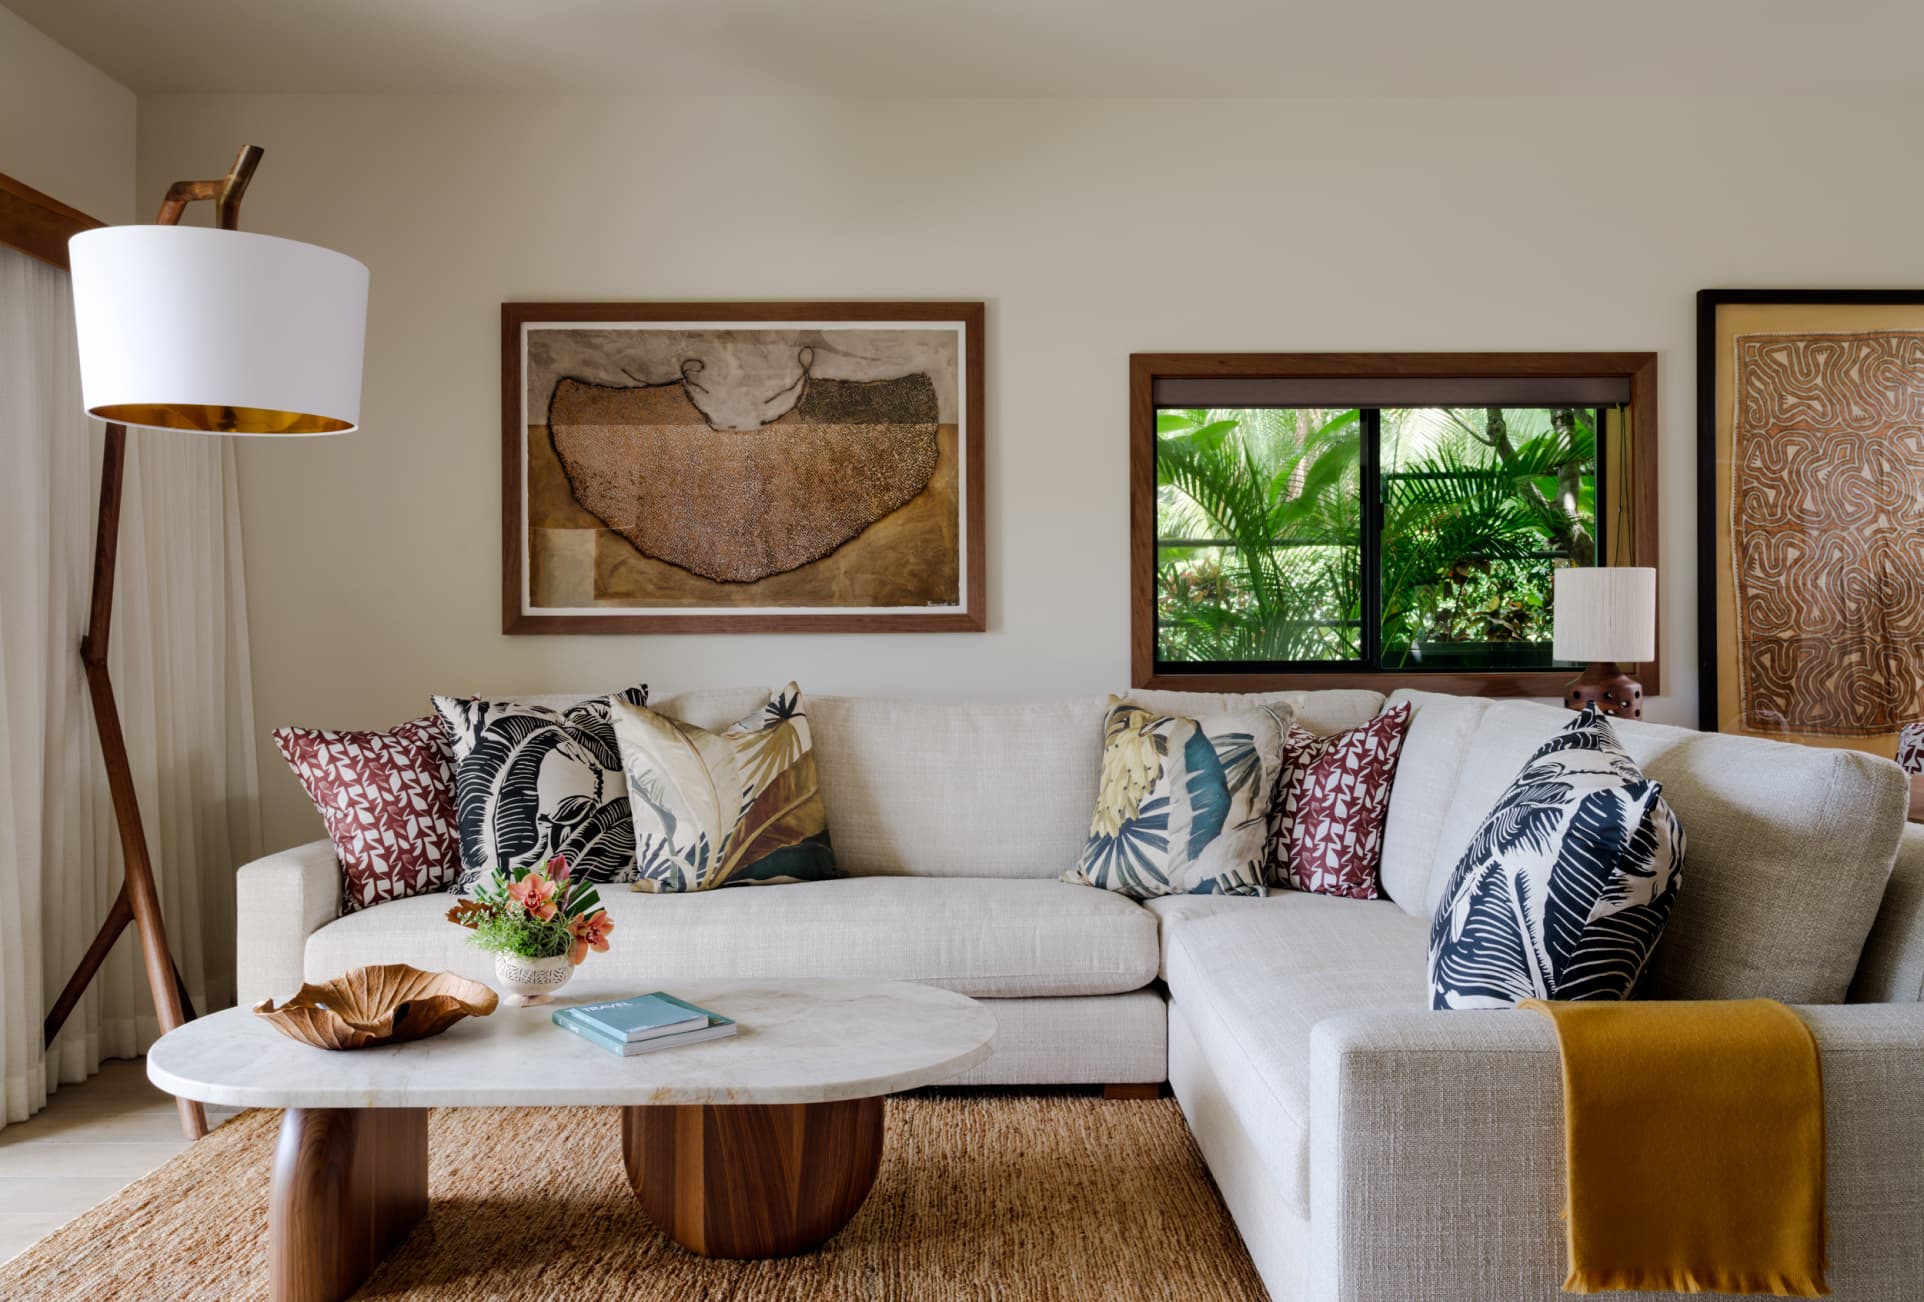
[1523,999,1828,1297]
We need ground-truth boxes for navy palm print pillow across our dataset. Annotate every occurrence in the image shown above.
[1428,705,1685,1010]
[434,686,648,890]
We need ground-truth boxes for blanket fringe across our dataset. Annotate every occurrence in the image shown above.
[1564,1266,1830,1296]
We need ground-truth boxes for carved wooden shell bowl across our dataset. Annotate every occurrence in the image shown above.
[253,964,498,1050]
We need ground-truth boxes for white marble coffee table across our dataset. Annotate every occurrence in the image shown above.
[148,978,996,1300]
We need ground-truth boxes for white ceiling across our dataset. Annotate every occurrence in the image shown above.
[9,0,1924,97]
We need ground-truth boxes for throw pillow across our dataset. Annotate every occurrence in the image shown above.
[1270,702,1412,898]
[611,683,838,891]
[1062,697,1286,899]
[434,685,648,889]
[1427,705,1685,1009]
[1899,720,1924,774]
[272,715,461,913]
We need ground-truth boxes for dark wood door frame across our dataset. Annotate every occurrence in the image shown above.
[0,169,103,270]
[1131,351,1661,697]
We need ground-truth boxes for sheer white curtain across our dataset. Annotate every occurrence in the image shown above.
[0,244,260,1127]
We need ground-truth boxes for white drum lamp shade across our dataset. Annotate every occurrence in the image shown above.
[68,225,369,435]
[1552,566,1656,664]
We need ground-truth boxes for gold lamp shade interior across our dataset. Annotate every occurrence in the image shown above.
[86,402,355,436]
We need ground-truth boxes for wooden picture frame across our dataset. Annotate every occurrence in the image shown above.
[1131,351,1660,696]
[1697,289,1924,752]
[502,301,985,634]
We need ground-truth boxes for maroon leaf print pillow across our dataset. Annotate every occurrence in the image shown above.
[273,715,461,914]
[1269,703,1412,898]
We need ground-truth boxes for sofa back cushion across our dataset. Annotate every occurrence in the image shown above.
[1126,688,1384,738]
[505,687,1387,880]
[651,687,776,731]
[518,687,772,730]
[1852,822,1924,1003]
[1378,691,1487,911]
[1387,690,1907,1004]
[806,696,1108,878]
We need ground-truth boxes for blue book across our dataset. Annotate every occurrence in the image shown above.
[560,992,709,1042]
[553,995,737,1058]
[555,992,735,1038]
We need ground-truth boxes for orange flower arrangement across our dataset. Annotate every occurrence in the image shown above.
[446,855,614,966]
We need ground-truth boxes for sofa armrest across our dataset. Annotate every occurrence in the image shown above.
[234,839,342,1008]
[1308,1006,1924,1302]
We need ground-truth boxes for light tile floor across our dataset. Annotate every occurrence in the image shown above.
[0,1059,237,1261]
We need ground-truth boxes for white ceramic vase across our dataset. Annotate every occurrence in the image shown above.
[493,952,573,1007]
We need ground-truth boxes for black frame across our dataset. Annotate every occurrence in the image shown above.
[1150,402,1610,677]
[1696,289,1924,732]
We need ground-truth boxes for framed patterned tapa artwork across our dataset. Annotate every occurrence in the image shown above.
[502,301,984,633]
[1698,289,1924,756]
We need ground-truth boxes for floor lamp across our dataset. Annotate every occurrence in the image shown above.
[49,147,368,1140]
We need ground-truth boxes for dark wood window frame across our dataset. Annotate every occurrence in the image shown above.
[1131,352,1660,697]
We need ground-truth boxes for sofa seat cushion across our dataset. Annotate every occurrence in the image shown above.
[1150,892,1430,1215]
[306,877,1160,998]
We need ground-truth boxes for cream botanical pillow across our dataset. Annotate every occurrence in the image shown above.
[1062,696,1287,899]
[611,684,838,892]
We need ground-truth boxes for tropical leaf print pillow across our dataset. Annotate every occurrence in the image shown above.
[612,683,838,892]
[434,685,648,890]
[1062,697,1287,899]
[1427,705,1685,1010]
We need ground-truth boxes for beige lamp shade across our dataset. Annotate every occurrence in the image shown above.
[68,225,368,435]
[1552,566,1656,663]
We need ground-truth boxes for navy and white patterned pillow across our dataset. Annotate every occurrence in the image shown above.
[434,686,648,890]
[1427,705,1685,1010]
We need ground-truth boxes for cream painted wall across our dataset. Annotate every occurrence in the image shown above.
[135,94,1924,853]
[0,4,133,221]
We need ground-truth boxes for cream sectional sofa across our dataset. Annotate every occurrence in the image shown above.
[235,686,1924,1301]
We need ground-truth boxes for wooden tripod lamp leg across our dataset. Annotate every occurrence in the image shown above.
[43,424,207,1141]
[46,147,268,1143]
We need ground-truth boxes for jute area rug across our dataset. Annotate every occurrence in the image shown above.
[0,1092,1267,1300]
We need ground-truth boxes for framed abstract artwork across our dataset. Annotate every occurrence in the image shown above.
[1698,289,1924,756]
[502,301,985,633]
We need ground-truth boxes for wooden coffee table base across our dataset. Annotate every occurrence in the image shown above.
[175,982,994,1298]
[622,1097,885,1258]
[262,1098,887,1299]
[269,1107,428,1302]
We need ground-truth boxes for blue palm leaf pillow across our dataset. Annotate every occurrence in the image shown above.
[434,685,648,890]
[1427,705,1685,1010]
[1063,697,1286,899]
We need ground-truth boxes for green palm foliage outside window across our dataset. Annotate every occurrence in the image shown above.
[1155,406,1600,672]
